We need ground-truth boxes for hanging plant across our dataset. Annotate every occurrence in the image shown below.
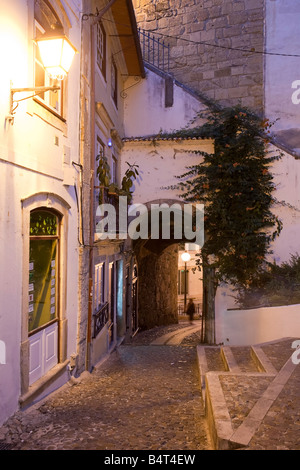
[96,152,111,204]
[107,182,119,196]
[96,154,139,204]
[120,162,139,203]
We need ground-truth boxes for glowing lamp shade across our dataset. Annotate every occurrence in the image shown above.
[181,252,191,262]
[36,36,77,79]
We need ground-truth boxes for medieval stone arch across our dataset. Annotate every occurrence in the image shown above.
[132,198,202,329]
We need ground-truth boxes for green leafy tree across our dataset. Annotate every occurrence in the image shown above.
[120,162,139,203]
[173,106,283,342]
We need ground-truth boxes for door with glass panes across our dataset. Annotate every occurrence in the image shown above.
[28,210,59,385]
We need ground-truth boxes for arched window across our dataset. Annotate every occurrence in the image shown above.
[28,209,60,334]
[96,21,107,80]
[34,0,64,32]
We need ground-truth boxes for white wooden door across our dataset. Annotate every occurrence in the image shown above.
[29,322,58,385]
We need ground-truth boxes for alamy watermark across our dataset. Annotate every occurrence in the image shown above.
[291,340,300,365]
[0,340,6,365]
[95,197,204,246]
[291,80,300,104]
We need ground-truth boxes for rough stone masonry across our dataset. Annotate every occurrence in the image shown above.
[133,0,264,111]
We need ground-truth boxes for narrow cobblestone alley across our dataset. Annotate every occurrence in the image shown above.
[0,322,212,451]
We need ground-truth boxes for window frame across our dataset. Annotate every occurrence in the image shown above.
[28,209,61,336]
[111,155,118,185]
[111,58,118,108]
[96,21,107,81]
[33,20,64,118]
[94,262,106,313]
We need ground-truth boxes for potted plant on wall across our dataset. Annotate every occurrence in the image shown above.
[107,183,119,197]
[96,154,139,205]
[120,162,139,204]
[96,152,111,203]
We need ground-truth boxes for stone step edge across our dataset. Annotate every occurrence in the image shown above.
[221,344,278,375]
[196,344,279,450]
[197,344,270,399]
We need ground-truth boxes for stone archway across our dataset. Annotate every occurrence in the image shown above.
[135,239,179,329]
[131,199,202,330]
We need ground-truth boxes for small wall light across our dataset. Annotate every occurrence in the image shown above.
[6,34,77,125]
[181,251,191,263]
[36,35,77,80]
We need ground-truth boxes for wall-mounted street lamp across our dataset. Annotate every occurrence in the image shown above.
[181,251,191,312]
[6,34,77,125]
[36,35,77,80]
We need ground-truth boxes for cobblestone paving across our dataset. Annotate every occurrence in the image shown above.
[205,347,226,372]
[0,322,212,451]
[247,341,300,451]
[261,339,294,371]
[230,347,258,373]
[217,339,300,450]
[220,375,273,430]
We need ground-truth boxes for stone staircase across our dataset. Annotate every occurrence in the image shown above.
[197,338,297,450]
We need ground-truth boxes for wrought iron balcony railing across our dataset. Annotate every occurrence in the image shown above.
[93,302,109,338]
[138,28,170,73]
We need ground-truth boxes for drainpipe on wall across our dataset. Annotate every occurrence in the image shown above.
[86,19,96,373]
[85,0,119,372]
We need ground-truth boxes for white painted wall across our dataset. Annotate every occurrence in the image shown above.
[265,0,300,153]
[264,0,300,268]
[268,148,300,265]
[123,65,207,138]
[121,139,213,205]
[0,0,81,426]
[216,303,300,346]
[122,60,213,203]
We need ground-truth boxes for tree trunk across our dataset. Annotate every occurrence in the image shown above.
[202,266,216,344]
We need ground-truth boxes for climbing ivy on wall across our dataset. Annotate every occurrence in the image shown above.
[172,105,283,288]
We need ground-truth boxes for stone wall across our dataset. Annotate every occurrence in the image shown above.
[133,0,264,111]
[136,241,179,329]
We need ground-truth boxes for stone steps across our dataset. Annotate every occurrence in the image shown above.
[197,339,294,450]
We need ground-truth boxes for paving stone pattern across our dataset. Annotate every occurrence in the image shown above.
[1,324,299,451]
[261,339,294,372]
[220,375,273,430]
[247,345,300,450]
[0,323,212,451]
[201,337,300,450]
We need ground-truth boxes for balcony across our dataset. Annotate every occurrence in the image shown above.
[93,302,109,338]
